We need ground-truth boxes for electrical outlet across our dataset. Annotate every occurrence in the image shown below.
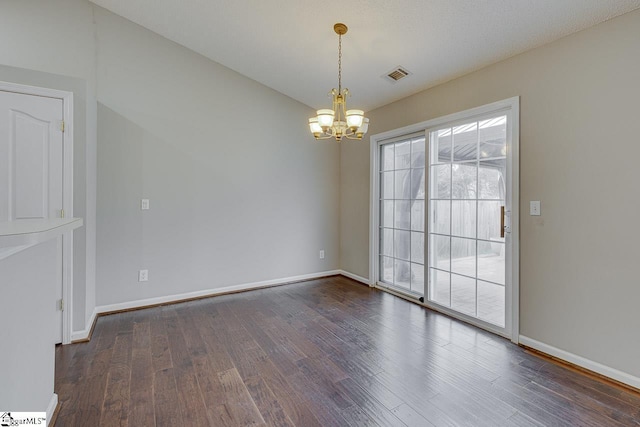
[138,269,149,282]
[141,199,150,210]
[319,250,325,259]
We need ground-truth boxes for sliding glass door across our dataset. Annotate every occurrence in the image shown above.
[371,98,518,339]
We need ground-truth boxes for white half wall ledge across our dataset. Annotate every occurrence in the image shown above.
[0,218,83,251]
[519,335,640,390]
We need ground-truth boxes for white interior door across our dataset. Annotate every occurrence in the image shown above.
[0,90,65,343]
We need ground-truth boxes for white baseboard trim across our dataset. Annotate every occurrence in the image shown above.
[95,270,341,315]
[519,335,640,390]
[74,270,375,342]
[46,393,58,426]
[71,307,98,342]
[339,269,371,286]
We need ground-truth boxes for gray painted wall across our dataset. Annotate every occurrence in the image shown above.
[94,9,339,305]
[0,0,338,331]
[0,0,97,333]
[340,9,640,377]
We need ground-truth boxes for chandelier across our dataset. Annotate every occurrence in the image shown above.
[308,23,369,142]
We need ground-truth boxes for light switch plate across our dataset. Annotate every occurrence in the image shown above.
[141,199,150,210]
[530,201,541,216]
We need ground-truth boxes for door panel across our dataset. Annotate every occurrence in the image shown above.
[428,114,509,330]
[378,135,426,295]
[0,90,64,343]
[14,111,50,219]
[0,91,63,221]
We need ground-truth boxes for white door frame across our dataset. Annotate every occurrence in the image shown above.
[0,81,74,344]
[370,97,520,343]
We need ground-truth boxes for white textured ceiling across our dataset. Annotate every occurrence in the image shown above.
[90,0,640,111]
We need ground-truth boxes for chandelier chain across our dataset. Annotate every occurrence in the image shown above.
[338,33,342,93]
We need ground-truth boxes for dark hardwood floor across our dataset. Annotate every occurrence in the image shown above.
[54,276,640,426]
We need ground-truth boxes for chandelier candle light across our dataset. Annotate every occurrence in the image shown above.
[309,23,369,141]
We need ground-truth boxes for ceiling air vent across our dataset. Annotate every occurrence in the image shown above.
[383,66,411,83]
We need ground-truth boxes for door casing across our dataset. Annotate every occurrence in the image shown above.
[0,81,74,344]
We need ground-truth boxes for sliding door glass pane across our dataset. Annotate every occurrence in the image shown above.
[395,141,411,169]
[381,256,393,283]
[411,200,425,232]
[428,114,507,328]
[479,116,506,159]
[394,201,411,229]
[381,228,393,257]
[431,128,451,163]
[395,170,411,199]
[477,280,505,327]
[412,138,426,167]
[431,165,451,198]
[382,172,394,199]
[394,230,410,261]
[451,274,476,316]
[411,232,424,264]
[430,269,450,306]
[430,234,450,271]
[431,200,450,235]
[379,136,426,295]
[452,164,477,199]
[453,123,477,162]
[451,200,476,238]
[451,237,475,277]
[382,145,395,170]
[478,201,501,240]
[382,201,394,228]
[394,259,411,289]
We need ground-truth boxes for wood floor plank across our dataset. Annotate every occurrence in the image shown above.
[191,355,237,426]
[98,333,133,427]
[132,320,151,350]
[227,312,301,376]
[149,310,173,373]
[54,276,640,427]
[390,403,436,427]
[153,368,183,426]
[243,376,296,427]
[335,377,408,427]
[340,404,380,426]
[217,368,266,426]
[68,363,110,426]
[221,342,322,427]
[506,411,547,427]
[286,370,352,426]
[128,347,155,427]
[173,367,210,427]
